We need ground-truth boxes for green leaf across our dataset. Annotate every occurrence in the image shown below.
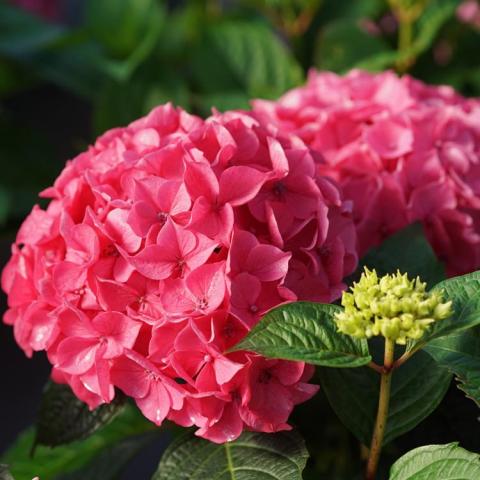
[1,405,153,480]
[425,328,480,406]
[0,465,15,480]
[232,302,371,367]
[93,66,191,134]
[318,349,452,446]
[152,430,308,480]
[408,271,480,352]
[357,223,445,287]
[191,21,303,99]
[55,432,159,480]
[314,19,390,73]
[389,443,480,479]
[35,382,126,448]
[0,5,102,97]
[195,91,251,117]
[85,0,163,60]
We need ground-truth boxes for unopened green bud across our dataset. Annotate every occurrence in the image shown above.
[334,268,453,344]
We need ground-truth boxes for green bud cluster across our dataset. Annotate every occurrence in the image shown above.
[335,268,453,345]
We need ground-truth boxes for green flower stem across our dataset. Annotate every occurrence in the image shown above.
[368,361,384,374]
[365,339,395,480]
[397,15,414,73]
[392,348,416,369]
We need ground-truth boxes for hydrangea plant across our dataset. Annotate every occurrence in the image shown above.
[3,71,480,480]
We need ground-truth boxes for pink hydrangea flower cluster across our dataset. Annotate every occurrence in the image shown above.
[1,104,357,442]
[253,69,480,276]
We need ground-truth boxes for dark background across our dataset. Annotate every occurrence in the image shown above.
[1,0,480,478]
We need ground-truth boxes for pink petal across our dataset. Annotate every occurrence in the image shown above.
[136,379,171,425]
[186,262,226,314]
[184,161,219,201]
[213,356,244,385]
[247,245,291,281]
[96,278,138,312]
[110,354,150,398]
[365,118,413,159]
[218,166,266,206]
[127,245,175,280]
[196,402,243,443]
[56,337,98,375]
[104,208,142,253]
[127,201,157,237]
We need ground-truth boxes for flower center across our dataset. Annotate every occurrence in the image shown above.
[273,181,287,199]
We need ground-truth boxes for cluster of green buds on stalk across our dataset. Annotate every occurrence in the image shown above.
[335,268,453,345]
[334,267,453,480]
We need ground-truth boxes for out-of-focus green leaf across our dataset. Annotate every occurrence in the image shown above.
[0,4,64,55]
[55,432,160,480]
[314,18,390,72]
[35,382,126,448]
[93,66,191,134]
[195,91,251,116]
[315,0,384,25]
[0,5,102,97]
[0,2,164,97]
[191,21,303,99]
[85,0,164,60]
[0,404,153,480]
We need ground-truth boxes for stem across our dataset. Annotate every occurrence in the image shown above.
[392,348,415,369]
[396,15,414,73]
[367,361,384,375]
[365,339,395,480]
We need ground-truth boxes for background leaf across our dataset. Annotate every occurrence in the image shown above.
[317,349,452,446]
[152,430,308,480]
[425,328,480,406]
[85,0,164,60]
[35,382,126,448]
[233,302,371,367]
[55,432,160,480]
[0,404,154,480]
[191,21,303,99]
[408,271,480,352]
[389,442,480,480]
[315,18,389,72]
[355,223,445,287]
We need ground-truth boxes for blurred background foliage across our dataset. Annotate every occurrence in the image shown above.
[1,0,480,478]
[1,0,480,232]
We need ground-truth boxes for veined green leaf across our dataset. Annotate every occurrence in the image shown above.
[233,302,371,368]
[152,430,308,480]
[389,443,480,479]
[425,328,480,406]
[408,271,480,352]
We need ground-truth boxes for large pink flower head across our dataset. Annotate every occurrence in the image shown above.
[253,69,480,276]
[1,103,357,442]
